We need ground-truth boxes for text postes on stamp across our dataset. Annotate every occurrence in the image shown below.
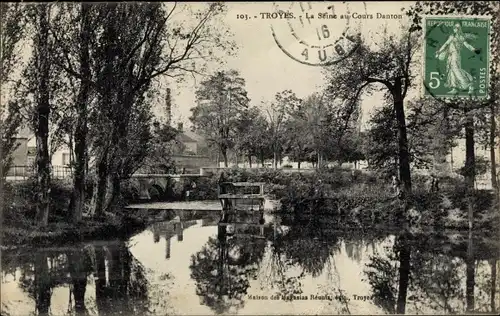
[423,15,491,99]
[270,2,361,66]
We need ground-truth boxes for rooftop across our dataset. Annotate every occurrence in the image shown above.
[177,133,197,143]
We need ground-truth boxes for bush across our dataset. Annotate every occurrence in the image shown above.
[190,176,219,200]
[3,178,72,227]
[121,180,140,203]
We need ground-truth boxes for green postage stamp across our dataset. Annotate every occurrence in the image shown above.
[423,16,491,99]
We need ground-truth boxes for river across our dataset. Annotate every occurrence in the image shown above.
[1,210,499,315]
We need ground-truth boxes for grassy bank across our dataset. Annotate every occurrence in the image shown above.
[194,167,499,231]
[1,178,149,248]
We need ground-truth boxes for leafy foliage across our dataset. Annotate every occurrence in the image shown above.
[190,69,250,166]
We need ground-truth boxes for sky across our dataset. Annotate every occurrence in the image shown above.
[161,1,416,129]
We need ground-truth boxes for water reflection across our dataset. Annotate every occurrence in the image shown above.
[2,242,150,316]
[364,229,500,314]
[2,210,499,315]
[189,224,267,314]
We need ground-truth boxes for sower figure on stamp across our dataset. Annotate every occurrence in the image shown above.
[435,23,480,95]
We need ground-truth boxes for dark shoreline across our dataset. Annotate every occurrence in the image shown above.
[1,213,149,250]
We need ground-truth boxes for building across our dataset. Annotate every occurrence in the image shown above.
[9,126,30,167]
[174,123,198,155]
[160,88,216,173]
[7,126,71,178]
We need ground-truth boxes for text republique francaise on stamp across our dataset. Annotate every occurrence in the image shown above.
[422,15,492,99]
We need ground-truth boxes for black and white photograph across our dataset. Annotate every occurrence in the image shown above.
[1,1,499,315]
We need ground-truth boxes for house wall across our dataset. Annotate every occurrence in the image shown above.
[26,137,71,167]
[172,155,216,172]
[184,141,197,154]
[10,138,28,166]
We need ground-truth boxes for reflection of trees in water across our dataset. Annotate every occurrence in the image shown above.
[259,242,305,300]
[93,243,150,316]
[410,252,464,314]
[265,216,364,313]
[276,217,341,278]
[189,227,267,315]
[364,231,500,315]
[4,242,150,316]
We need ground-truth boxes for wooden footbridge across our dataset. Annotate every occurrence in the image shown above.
[218,182,267,237]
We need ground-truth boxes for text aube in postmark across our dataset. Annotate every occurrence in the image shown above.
[422,15,492,99]
[270,2,362,66]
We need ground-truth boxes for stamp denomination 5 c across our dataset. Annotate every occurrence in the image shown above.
[423,15,491,99]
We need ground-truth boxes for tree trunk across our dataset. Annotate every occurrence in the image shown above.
[392,81,412,194]
[464,112,475,229]
[466,228,475,312]
[464,112,476,189]
[34,253,51,316]
[70,3,92,223]
[68,250,89,315]
[260,151,265,167]
[93,151,108,218]
[273,149,278,169]
[222,147,228,168]
[95,246,109,314]
[396,234,411,314]
[490,259,497,312]
[248,154,252,168]
[104,173,120,213]
[298,160,301,169]
[490,102,498,192]
[34,5,52,227]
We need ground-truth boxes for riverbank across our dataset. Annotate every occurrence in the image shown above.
[1,212,150,249]
[3,168,498,248]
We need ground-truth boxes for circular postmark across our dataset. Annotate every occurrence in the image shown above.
[270,2,363,66]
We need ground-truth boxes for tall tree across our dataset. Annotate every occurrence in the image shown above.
[324,28,418,196]
[284,104,312,169]
[266,90,301,169]
[69,2,235,217]
[25,4,54,227]
[50,2,95,222]
[191,70,250,167]
[235,107,269,168]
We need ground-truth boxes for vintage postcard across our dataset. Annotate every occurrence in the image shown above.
[1,1,499,316]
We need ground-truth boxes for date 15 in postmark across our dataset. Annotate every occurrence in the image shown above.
[423,15,491,99]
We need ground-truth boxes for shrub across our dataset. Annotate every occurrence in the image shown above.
[190,176,219,200]
[121,180,140,203]
[3,178,72,227]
